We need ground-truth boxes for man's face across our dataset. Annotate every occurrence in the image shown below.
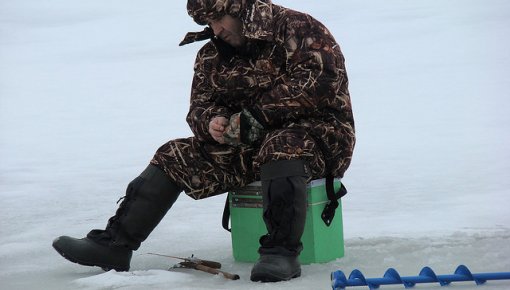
[209,15,246,48]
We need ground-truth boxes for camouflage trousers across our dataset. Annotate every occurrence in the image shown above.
[150,128,326,200]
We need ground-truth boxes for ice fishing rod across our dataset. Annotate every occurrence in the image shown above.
[331,265,510,289]
[146,252,240,280]
[146,253,222,268]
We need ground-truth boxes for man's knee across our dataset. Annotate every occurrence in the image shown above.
[256,129,313,164]
[255,129,325,177]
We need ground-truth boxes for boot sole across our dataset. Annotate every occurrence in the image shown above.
[251,270,301,282]
[52,239,129,272]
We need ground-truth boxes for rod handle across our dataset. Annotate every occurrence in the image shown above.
[195,264,240,280]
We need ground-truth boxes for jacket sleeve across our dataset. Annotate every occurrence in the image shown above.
[250,16,346,127]
[186,43,232,142]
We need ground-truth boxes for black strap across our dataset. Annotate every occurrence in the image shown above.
[307,127,349,227]
[321,175,348,227]
[222,194,231,232]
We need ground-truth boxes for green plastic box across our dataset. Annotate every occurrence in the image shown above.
[228,179,344,264]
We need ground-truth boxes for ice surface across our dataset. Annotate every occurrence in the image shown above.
[1,0,509,289]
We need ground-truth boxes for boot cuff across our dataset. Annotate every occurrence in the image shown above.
[260,160,310,180]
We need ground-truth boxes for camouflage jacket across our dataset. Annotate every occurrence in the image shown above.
[185,0,355,178]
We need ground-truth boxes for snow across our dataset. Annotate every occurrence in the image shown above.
[1,0,509,289]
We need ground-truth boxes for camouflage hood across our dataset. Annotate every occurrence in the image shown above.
[186,0,244,25]
[181,0,274,46]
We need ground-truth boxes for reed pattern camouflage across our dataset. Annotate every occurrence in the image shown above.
[150,0,355,200]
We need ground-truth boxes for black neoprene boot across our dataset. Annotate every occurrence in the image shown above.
[250,159,309,282]
[52,164,181,271]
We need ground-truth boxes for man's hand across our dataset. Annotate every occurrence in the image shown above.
[209,116,228,144]
[222,110,266,146]
[223,113,242,146]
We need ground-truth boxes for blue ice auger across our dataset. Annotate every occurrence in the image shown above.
[331,265,510,289]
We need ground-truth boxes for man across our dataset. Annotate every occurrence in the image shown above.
[52,0,355,282]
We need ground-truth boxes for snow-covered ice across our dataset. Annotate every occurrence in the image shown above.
[1,0,509,289]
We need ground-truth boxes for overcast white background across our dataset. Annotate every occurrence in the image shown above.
[1,0,509,289]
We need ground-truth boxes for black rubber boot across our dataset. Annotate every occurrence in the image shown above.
[53,164,181,271]
[52,235,133,271]
[250,159,309,282]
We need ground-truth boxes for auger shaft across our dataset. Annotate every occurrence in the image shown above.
[331,265,510,289]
